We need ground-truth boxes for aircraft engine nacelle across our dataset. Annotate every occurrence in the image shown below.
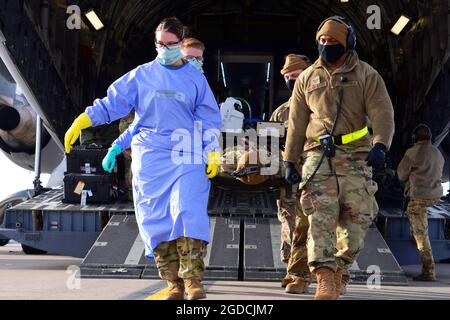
[0,102,63,174]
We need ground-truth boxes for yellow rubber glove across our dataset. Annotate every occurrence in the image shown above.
[206,151,221,179]
[64,113,92,153]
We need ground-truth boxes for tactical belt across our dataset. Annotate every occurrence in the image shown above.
[313,126,369,145]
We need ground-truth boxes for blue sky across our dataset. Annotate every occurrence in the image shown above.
[0,152,49,200]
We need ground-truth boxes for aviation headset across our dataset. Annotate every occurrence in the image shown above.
[411,124,432,143]
[316,16,357,51]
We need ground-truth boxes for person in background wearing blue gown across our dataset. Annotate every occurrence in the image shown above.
[64,17,222,300]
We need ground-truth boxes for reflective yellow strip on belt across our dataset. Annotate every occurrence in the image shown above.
[314,126,369,145]
[341,126,369,144]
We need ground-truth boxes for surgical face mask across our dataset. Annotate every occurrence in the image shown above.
[285,79,296,92]
[318,43,346,64]
[188,58,204,73]
[156,45,183,66]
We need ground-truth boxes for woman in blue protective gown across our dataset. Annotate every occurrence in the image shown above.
[64,17,222,300]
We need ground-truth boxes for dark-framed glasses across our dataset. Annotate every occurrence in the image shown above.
[155,40,182,50]
[185,55,204,62]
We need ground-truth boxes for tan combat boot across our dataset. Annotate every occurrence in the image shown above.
[314,268,337,300]
[340,271,350,295]
[340,280,348,295]
[413,273,436,281]
[285,278,309,294]
[334,269,343,299]
[413,259,436,281]
[184,278,207,300]
[281,275,294,288]
[164,280,185,300]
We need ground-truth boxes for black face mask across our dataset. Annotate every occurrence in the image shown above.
[285,79,296,92]
[318,43,346,64]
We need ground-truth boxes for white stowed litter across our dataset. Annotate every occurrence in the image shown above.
[220,97,245,133]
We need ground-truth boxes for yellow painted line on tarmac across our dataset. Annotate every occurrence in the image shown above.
[145,287,169,300]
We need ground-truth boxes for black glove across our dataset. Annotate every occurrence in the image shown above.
[365,143,386,169]
[284,161,301,185]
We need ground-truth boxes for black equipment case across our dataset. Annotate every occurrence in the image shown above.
[62,173,118,204]
[66,145,110,175]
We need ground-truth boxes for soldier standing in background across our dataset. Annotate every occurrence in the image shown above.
[397,124,445,281]
[270,54,312,293]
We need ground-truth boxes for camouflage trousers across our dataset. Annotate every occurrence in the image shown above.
[406,198,440,276]
[277,185,298,264]
[300,150,379,273]
[123,151,133,201]
[119,111,135,202]
[153,237,207,287]
[277,185,311,282]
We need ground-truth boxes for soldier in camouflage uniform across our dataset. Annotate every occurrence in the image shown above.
[397,124,445,281]
[118,111,135,201]
[270,54,312,293]
[284,17,395,299]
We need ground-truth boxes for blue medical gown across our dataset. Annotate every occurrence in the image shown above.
[85,61,222,258]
